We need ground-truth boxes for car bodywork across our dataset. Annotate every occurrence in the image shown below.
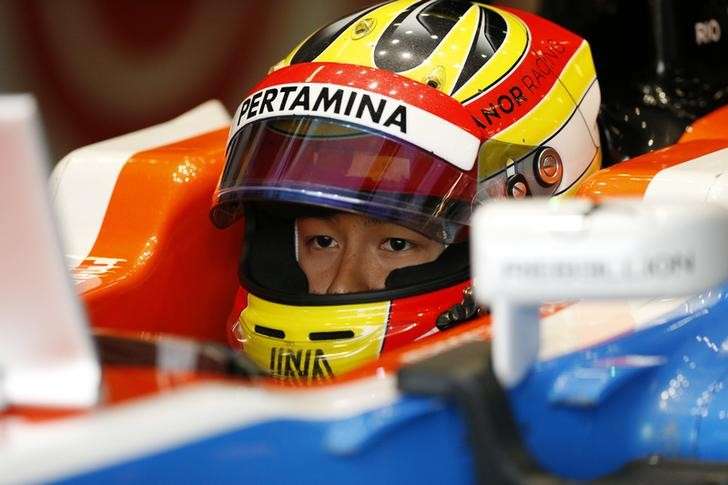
[5,7,728,484]
[1,97,727,484]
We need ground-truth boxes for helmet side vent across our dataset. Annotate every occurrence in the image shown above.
[255,325,286,339]
[309,330,355,341]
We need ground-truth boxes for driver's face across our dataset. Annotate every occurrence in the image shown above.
[296,212,445,294]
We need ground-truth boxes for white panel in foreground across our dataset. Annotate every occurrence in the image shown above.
[471,198,728,388]
[0,95,100,407]
[472,198,728,302]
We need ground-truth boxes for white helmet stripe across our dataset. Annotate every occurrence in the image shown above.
[230,83,480,171]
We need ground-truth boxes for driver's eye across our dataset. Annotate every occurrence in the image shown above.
[381,238,413,252]
[312,235,337,249]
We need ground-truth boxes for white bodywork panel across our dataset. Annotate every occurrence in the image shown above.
[645,146,728,207]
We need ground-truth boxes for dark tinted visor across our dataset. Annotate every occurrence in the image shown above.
[212,117,477,243]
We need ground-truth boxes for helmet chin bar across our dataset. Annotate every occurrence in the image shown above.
[471,198,728,389]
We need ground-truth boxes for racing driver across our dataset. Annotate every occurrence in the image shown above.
[211,0,602,381]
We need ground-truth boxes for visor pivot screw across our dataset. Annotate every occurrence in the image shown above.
[352,18,376,39]
[511,181,528,198]
[507,174,531,199]
[535,147,563,187]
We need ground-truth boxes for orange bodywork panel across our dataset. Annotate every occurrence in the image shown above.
[577,139,728,199]
[680,105,728,143]
[579,106,728,199]
[75,129,244,344]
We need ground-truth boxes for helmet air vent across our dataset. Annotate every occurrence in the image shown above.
[309,330,355,341]
[352,18,376,40]
[255,325,286,339]
[425,65,446,90]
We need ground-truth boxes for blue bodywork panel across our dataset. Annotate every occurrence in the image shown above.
[59,397,474,484]
[511,288,728,479]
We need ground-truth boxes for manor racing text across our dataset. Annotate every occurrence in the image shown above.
[474,40,568,128]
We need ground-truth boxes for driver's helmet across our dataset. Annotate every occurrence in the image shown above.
[211,0,601,381]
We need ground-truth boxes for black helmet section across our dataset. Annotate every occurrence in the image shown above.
[240,203,470,306]
[240,203,310,298]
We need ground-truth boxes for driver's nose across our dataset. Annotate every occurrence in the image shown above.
[325,248,378,294]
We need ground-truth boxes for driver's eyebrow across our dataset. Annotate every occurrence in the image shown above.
[317,213,387,226]
[363,216,387,226]
[304,213,390,226]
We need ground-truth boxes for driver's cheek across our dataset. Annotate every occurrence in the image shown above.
[300,249,343,295]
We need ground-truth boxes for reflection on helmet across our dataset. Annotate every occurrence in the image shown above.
[211,0,602,381]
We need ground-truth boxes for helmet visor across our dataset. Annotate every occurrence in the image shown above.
[213,116,477,243]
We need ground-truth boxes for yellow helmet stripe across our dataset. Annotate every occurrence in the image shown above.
[452,6,529,103]
[241,294,391,379]
[477,42,597,180]
[489,82,573,147]
[477,81,574,179]
[397,4,481,95]
[314,0,424,68]
[558,41,597,106]
[484,41,597,152]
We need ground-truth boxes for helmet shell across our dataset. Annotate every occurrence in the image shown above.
[215,0,602,379]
